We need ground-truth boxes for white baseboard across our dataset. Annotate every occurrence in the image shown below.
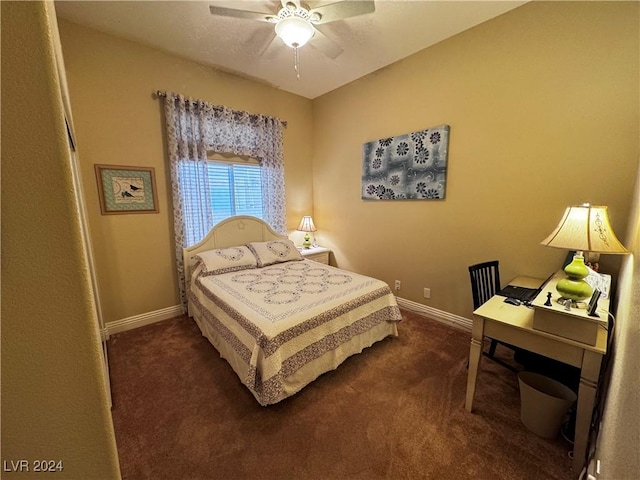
[396,297,472,331]
[106,305,184,337]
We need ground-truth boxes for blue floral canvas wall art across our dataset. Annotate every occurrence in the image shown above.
[362,125,450,200]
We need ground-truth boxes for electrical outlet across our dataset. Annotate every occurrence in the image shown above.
[423,288,431,299]
[395,280,401,291]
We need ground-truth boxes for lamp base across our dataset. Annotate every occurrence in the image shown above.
[556,279,593,302]
[302,233,311,249]
[556,253,593,302]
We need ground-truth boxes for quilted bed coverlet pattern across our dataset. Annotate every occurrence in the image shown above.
[190,259,402,405]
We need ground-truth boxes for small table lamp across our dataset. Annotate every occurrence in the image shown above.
[540,204,629,301]
[297,215,317,249]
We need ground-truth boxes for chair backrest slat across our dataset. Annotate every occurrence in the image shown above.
[468,260,501,310]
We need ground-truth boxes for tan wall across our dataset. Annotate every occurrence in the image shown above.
[1,1,120,478]
[312,1,639,319]
[58,20,314,323]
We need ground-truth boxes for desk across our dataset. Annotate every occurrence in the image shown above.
[465,276,607,474]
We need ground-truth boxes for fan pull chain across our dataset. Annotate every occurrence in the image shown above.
[293,44,300,80]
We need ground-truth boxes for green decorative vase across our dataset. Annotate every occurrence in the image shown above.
[302,233,311,249]
[556,253,593,301]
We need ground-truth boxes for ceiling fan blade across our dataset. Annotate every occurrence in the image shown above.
[310,0,375,25]
[209,5,273,23]
[253,28,278,57]
[308,28,343,59]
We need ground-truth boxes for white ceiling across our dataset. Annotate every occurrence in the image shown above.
[55,0,526,99]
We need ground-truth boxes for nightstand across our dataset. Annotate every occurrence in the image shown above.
[300,246,330,264]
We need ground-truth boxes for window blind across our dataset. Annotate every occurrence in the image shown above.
[208,162,263,223]
[178,161,264,245]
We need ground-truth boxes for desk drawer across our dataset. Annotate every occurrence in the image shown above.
[533,309,598,346]
[304,251,329,264]
[484,321,583,369]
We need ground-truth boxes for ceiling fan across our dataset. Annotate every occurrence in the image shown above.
[209,1,375,78]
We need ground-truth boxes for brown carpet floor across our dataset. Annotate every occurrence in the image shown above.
[108,310,574,480]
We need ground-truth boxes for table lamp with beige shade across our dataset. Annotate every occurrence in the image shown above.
[540,204,629,302]
[297,215,317,249]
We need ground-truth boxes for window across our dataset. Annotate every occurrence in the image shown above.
[178,158,263,246]
[208,161,263,221]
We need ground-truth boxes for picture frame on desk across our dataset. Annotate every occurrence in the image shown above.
[588,289,601,317]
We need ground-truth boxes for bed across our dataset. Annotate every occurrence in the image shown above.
[183,216,402,406]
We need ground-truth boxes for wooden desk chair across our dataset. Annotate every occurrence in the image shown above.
[468,260,518,372]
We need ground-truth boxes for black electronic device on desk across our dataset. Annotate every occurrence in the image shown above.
[497,285,539,303]
[497,272,555,305]
[503,297,522,306]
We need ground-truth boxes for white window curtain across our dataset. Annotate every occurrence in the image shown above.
[162,92,286,308]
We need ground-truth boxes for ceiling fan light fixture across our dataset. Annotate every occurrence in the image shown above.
[275,16,315,48]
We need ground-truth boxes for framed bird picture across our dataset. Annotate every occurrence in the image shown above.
[94,164,159,215]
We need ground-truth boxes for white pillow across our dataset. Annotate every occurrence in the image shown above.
[247,239,303,267]
[196,246,257,276]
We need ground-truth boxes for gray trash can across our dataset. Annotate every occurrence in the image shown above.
[518,371,577,439]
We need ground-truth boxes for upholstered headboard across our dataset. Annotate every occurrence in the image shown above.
[182,215,287,293]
